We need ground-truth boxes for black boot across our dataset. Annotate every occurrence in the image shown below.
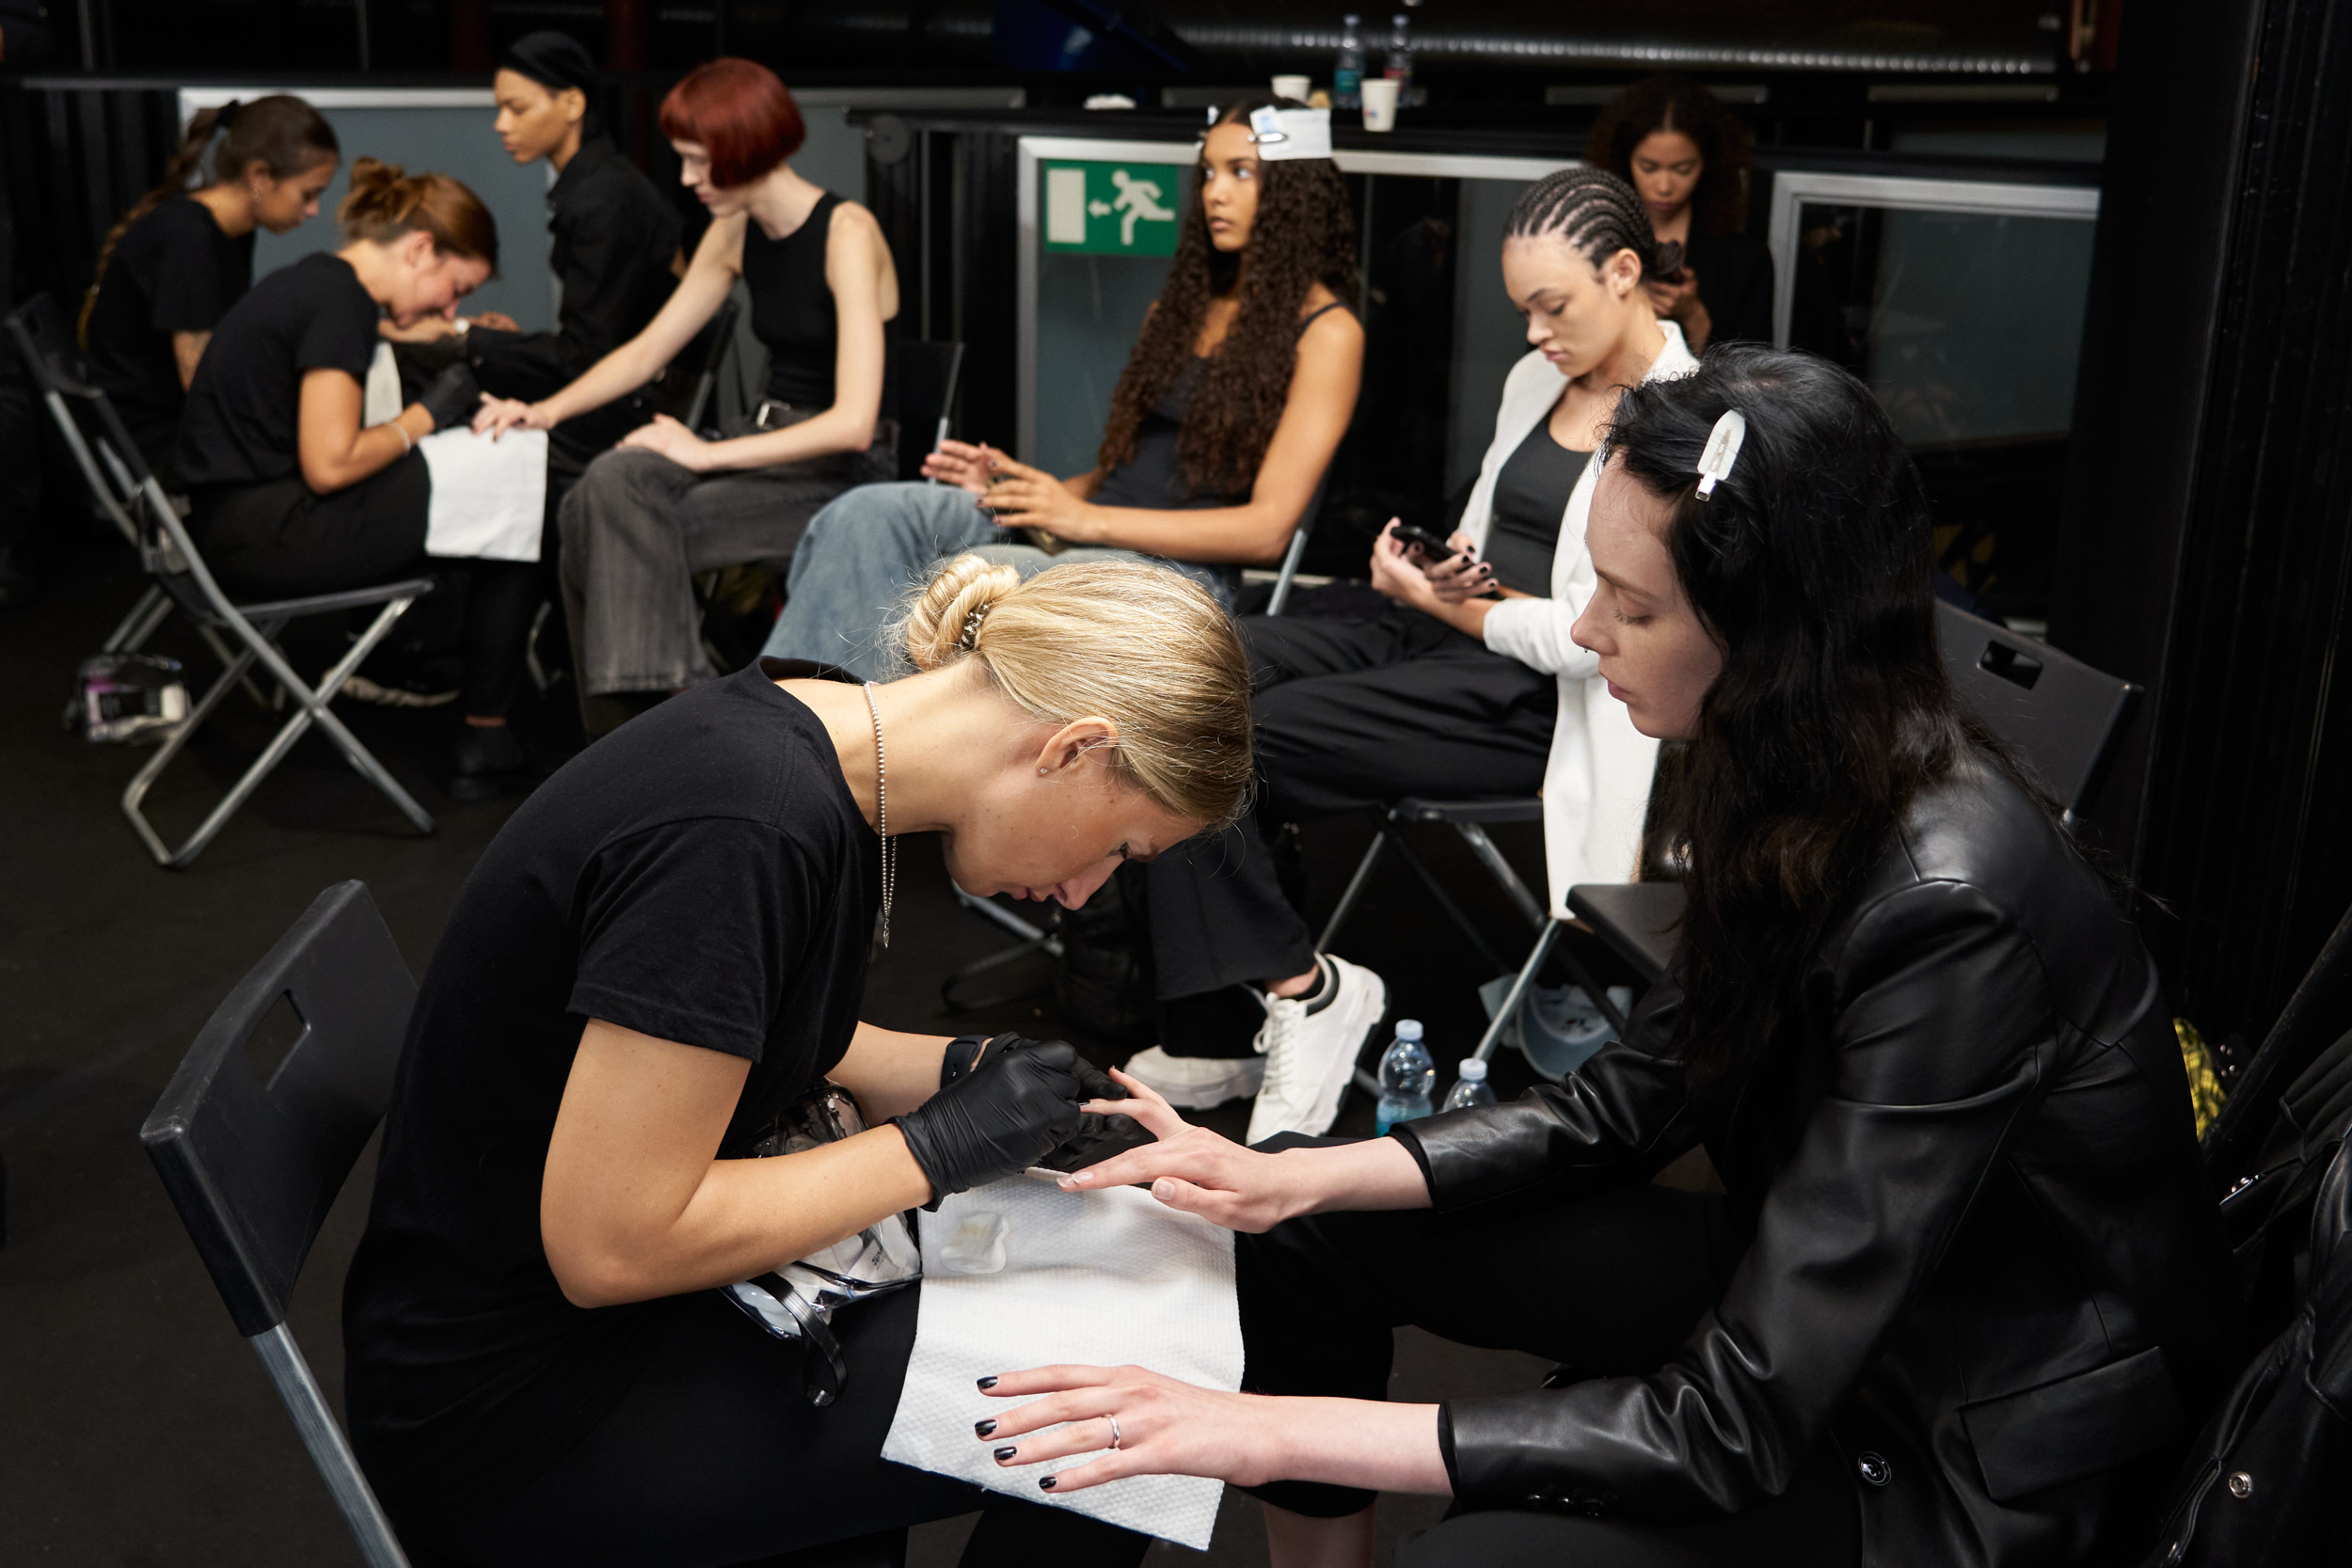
[449,721,527,801]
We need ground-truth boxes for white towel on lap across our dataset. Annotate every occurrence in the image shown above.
[420,428,547,562]
[882,1177,1243,1549]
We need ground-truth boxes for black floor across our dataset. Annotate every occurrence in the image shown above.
[0,531,1629,1567]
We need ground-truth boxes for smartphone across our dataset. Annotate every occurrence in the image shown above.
[1391,523,1464,567]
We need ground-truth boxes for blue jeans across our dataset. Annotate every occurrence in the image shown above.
[760,482,1235,683]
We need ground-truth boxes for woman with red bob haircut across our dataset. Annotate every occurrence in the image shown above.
[477,55,898,735]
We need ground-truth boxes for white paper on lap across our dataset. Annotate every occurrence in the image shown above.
[882,1176,1242,1550]
[420,428,548,562]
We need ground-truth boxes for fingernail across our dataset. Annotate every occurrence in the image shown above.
[1040,1476,1058,1491]
[994,1445,1019,1462]
[975,1419,997,1436]
[977,1375,998,1389]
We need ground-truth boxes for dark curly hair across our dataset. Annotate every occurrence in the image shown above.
[1585,74,1756,239]
[1094,99,1359,498]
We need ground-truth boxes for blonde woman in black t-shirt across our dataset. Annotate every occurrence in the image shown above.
[82,95,340,485]
[345,555,1248,1568]
[176,160,534,787]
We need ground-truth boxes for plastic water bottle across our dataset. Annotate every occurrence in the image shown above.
[1334,14,1365,109]
[1383,11,1414,98]
[1441,1055,1498,1113]
[1375,1019,1436,1135]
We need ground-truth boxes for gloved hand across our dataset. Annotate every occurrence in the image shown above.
[895,1036,1085,1207]
[1035,1055,1152,1173]
[416,361,484,431]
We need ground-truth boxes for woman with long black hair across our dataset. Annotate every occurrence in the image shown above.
[977,346,2232,1568]
[83,95,340,485]
[1587,75,1773,352]
[760,98,1362,682]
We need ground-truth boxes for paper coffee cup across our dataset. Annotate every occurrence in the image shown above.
[1360,77,1401,132]
[1271,74,1311,103]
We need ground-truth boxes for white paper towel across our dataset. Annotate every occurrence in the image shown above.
[882,1176,1242,1549]
[420,427,548,562]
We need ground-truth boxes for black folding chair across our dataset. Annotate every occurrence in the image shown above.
[897,337,967,483]
[681,295,744,436]
[7,295,437,866]
[1572,606,2147,1008]
[139,881,418,1568]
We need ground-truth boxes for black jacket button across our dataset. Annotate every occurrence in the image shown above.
[1857,1451,1893,1487]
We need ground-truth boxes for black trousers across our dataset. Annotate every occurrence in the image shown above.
[192,451,538,718]
[1236,1156,1861,1567]
[405,1287,1150,1568]
[1145,609,1555,1034]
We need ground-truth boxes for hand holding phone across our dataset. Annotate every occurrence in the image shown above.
[1391,522,1460,567]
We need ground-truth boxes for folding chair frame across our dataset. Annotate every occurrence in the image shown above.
[1320,798,1631,1088]
[6,299,437,866]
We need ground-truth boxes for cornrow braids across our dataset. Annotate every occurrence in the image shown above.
[1505,166,1682,280]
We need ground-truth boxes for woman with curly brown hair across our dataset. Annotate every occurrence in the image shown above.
[761,98,1362,681]
[1587,74,1773,351]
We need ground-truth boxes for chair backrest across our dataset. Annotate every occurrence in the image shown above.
[5,293,163,550]
[139,881,416,1338]
[892,338,966,482]
[1934,600,2140,822]
[682,294,745,435]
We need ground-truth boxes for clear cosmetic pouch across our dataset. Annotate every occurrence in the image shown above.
[719,1084,922,1407]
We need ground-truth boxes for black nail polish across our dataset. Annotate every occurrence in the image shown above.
[994,1446,1018,1462]
[975,1419,996,1437]
[1040,1476,1057,1491]
[977,1376,998,1390]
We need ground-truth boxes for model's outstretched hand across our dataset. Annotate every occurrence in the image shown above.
[1054,1069,1314,1233]
[975,1363,1278,1494]
[473,395,552,439]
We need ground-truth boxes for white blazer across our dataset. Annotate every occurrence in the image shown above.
[1458,322,1699,917]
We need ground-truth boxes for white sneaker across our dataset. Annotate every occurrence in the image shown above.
[1120,1046,1266,1109]
[1247,955,1389,1144]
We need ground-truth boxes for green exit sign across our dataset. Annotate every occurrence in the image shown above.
[1041,159,1187,256]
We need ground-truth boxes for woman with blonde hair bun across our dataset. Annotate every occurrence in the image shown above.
[344,554,1245,1567]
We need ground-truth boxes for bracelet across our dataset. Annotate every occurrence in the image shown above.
[392,421,413,453]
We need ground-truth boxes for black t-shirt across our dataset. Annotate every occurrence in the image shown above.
[175,250,380,490]
[1679,230,1775,348]
[342,659,881,1513]
[84,197,255,465]
[1483,418,1593,595]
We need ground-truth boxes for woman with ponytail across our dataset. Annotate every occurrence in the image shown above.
[345,554,1248,1568]
[176,159,536,789]
[83,95,339,485]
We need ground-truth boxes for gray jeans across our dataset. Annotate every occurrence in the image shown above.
[558,422,893,697]
[758,481,1236,682]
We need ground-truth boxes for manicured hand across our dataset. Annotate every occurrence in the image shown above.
[921,437,995,495]
[979,451,1096,540]
[1423,530,1495,602]
[976,1363,1279,1493]
[619,413,714,470]
[474,395,552,438]
[1054,1069,1314,1232]
[1367,519,1444,610]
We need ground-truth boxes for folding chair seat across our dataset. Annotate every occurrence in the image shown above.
[6,293,437,866]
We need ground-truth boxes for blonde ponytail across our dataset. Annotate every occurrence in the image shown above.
[898,555,1254,828]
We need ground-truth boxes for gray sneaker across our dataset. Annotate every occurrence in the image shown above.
[1120,1046,1265,1110]
[1247,955,1388,1143]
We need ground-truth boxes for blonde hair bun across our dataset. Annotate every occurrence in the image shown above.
[894,554,1254,829]
[902,553,1023,672]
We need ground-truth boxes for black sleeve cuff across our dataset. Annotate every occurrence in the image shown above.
[1437,1402,1464,1497]
[1388,1120,1439,1193]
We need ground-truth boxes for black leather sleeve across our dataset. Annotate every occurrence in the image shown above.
[1392,982,1699,1212]
[1442,879,2057,1516]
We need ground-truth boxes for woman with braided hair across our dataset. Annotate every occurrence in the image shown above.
[1124,166,1692,1145]
[345,553,1253,1568]
[761,96,1362,680]
[82,95,340,486]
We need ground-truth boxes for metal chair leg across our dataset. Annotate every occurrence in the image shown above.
[1474,918,1564,1063]
[1454,822,1548,929]
[249,1325,411,1568]
[1316,826,1391,952]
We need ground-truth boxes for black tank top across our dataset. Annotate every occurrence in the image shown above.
[1090,301,1347,511]
[743,191,842,408]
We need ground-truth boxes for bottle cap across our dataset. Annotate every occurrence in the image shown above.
[1457,1056,1486,1080]
[1395,1019,1423,1040]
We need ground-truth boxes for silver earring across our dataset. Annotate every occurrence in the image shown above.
[1038,767,1049,774]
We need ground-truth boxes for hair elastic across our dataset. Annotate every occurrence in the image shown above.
[1695,409,1747,499]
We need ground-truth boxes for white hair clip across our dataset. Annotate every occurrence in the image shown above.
[1246,104,1333,162]
[1694,409,1747,499]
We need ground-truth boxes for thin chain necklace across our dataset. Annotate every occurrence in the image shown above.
[862,682,895,948]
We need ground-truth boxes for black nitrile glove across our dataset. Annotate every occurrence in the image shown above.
[417,361,484,431]
[1035,1055,1152,1174]
[896,1037,1085,1207]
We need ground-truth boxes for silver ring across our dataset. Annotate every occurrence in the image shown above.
[1105,1415,1122,1450]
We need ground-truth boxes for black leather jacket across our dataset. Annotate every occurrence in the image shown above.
[1396,760,2232,1567]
